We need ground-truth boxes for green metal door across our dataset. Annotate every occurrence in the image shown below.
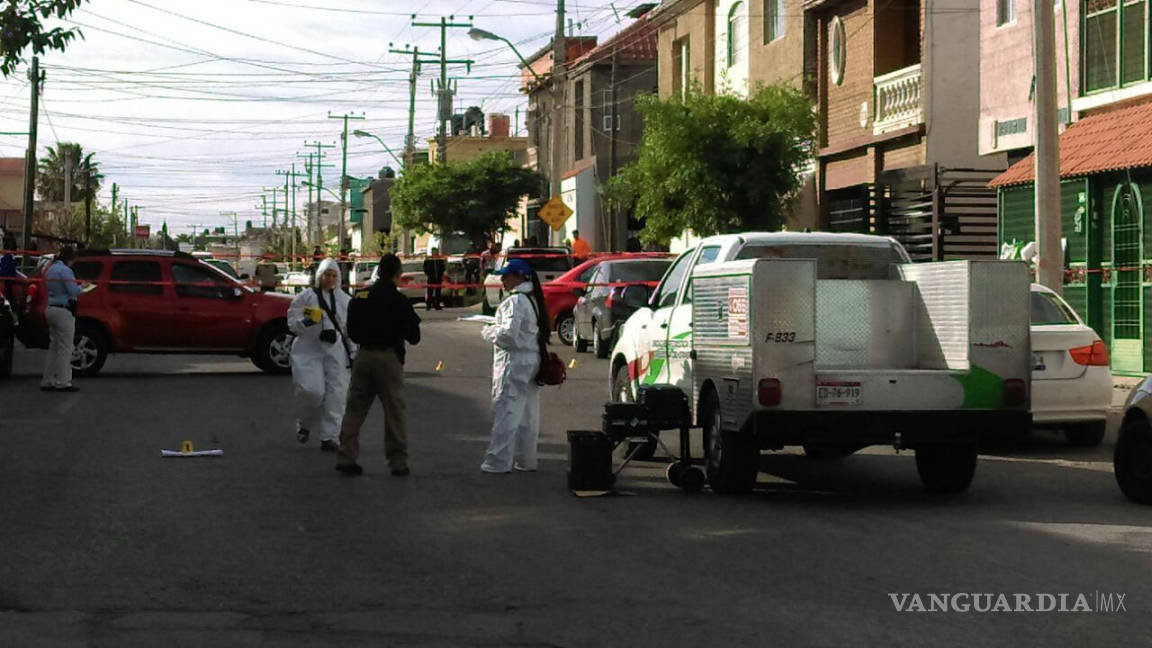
[1111,181,1144,373]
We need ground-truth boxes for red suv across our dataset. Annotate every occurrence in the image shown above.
[18,250,295,376]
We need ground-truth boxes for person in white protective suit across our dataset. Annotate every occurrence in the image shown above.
[480,258,549,473]
[288,258,356,452]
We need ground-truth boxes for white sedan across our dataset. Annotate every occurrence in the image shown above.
[1030,284,1112,446]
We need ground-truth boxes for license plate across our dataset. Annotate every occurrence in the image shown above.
[817,382,862,405]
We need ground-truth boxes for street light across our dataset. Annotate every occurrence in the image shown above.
[352,130,404,168]
[468,28,544,85]
[301,180,340,202]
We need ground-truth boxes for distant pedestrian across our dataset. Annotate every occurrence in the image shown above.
[337,253,422,476]
[423,247,447,311]
[288,258,354,452]
[40,246,84,392]
[480,258,548,473]
[570,229,591,259]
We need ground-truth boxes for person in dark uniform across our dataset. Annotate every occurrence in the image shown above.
[422,247,447,311]
[336,253,422,476]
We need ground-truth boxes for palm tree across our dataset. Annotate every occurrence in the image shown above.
[36,142,102,203]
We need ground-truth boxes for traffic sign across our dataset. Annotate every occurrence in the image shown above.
[134,225,150,239]
[538,196,573,231]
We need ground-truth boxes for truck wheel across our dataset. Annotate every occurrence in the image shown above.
[1115,417,1152,504]
[915,444,978,494]
[71,323,109,377]
[1065,421,1106,447]
[555,312,575,346]
[253,322,293,374]
[702,389,757,494]
[614,363,657,460]
[593,321,610,359]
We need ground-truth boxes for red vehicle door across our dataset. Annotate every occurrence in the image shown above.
[169,262,254,350]
[107,260,174,348]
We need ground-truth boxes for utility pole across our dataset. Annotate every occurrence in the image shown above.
[21,56,41,258]
[259,195,268,228]
[297,153,313,246]
[1033,0,1062,293]
[278,163,308,264]
[550,0,567,246]
[388,45,423,167]
[329,111,366,252]
[411,16,475,164]
[302,142,335,246]
[62,147,73,222]
[82,153,93,247]
[608,52,618,252]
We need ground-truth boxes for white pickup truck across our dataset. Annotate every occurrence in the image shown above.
[608,232,1032,494]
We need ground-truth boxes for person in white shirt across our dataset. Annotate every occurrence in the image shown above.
[480,258,549,473]
[287,258,355,452]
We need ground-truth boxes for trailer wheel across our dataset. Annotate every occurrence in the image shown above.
[915,443,978,494]
[1115,416,1152,504]
[701,389,757,494]
[666,462,682,487]
[680,467,706,493]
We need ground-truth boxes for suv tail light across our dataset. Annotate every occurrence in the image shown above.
[1003,378,1027,407]
[759,378,782,406]
[1069,340,1110,366]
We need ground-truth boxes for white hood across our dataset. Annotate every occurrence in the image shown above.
[314,258,341,288]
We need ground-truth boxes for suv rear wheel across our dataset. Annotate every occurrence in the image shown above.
[72,322,109,377]
[253,322,293,374]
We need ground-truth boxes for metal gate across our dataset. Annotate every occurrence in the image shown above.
[1111,181,1144,373]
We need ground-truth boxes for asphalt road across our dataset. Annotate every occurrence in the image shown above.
[1,308,1150,647]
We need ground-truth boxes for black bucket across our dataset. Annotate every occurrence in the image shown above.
[567,430,615,491]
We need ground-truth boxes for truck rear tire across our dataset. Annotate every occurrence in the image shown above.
[1115,417,1152,504]
[701,389,757,494]
[915,444,978,494]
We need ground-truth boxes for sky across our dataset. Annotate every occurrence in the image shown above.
[0,0,635,236]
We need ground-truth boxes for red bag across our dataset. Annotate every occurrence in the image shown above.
[536,351,567,386]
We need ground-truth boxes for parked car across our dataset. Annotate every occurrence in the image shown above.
[542,253,671,346]
[1029,283,1112,446]
[378,257,470,306]
[1116,376,1152,503]
[17,249,295,376]
[572,258,672,358]
[351,259,378,288]
[482,247,573,315]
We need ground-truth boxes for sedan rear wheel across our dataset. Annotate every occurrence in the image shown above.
[556,312,575,346]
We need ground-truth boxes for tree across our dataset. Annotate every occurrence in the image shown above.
[604,83,816,243]
[37,142,102,203]
[0,1,88,77]
[391,152,542,243]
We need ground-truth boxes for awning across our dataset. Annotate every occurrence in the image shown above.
[989,98,1152,188]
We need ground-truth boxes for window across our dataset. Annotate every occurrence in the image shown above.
[727,2,748,68]
[766,0,786,41]
[996,0,1016,25]
[110,261,163,295]
[673,36,691,97]
[588,266,611,298]
[608,260,673,283]
[172,263,232,299]
[1082,0,1148,92]
[829,16,846,85]
[1030,291,1080,325]
[653,252,692,308]
[577,264,599,283]
[697,246,723,265]
[574,79,585,160]
[71,261,102,281]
